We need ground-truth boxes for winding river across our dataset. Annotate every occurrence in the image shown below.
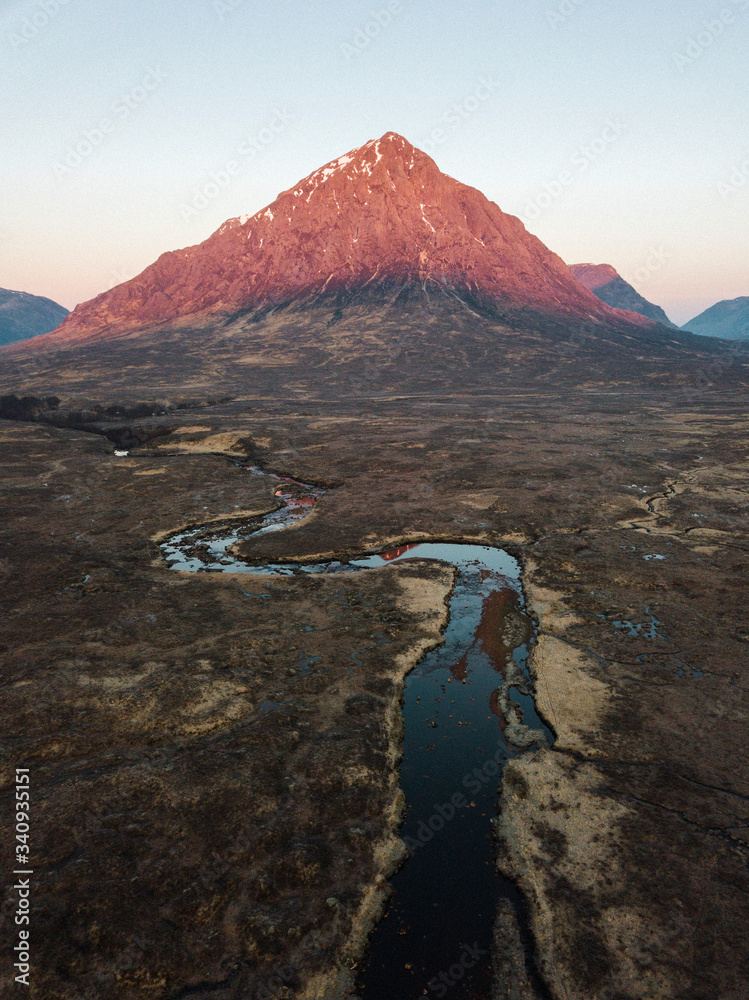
[161,465,554,999]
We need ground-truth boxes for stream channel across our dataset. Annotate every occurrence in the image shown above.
[161,464,554,999]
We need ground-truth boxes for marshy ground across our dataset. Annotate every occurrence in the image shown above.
[1,385,748,999]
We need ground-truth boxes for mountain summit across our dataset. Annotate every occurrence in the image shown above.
[49,132,646,342]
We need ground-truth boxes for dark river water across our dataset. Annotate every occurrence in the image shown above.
[161,466,553,999]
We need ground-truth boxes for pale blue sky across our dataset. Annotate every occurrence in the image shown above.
[1,0,747,324]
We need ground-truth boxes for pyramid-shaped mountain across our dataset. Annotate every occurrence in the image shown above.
[49,133,650,342]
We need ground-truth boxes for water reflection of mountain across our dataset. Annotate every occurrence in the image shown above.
[379,543,420,561]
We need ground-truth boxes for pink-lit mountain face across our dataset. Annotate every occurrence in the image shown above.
[49,133,649,343]
[568,263,621,292]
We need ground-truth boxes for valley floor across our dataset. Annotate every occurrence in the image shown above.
[1,387,747,999]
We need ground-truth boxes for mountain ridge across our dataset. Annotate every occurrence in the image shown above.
[0,287,69,346]
[569,263,678,328]
[682,296,749,341]
[40,132,653,345]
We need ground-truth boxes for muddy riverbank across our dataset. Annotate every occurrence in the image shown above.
[161,469,554,997]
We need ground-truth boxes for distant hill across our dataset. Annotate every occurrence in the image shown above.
[682,297,749,341]
[569,263,678,328]
[0,288,69,346]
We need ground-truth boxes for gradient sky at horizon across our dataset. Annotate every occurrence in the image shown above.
[1,0,747,325]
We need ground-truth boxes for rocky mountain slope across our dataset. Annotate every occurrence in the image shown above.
[569,263,677,328]
[44,133,650,344]
[2,134,739,400]
[0,287,69,346]
[682,296,749,340]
